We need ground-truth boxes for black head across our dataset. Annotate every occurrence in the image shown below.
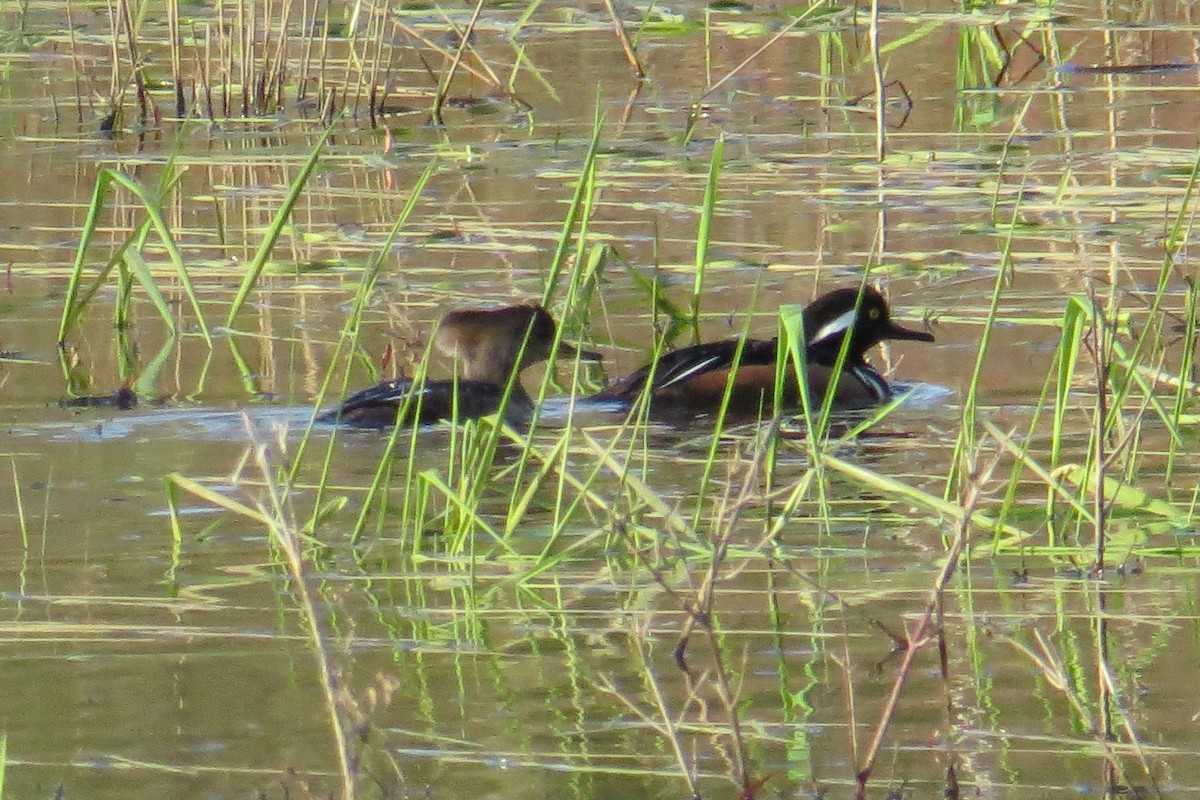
[802,287,934,365]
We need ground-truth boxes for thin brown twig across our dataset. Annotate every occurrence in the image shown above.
[432,1,486,126]
[394,17,496,88]
[602,0,644,79]
[1088,284,1109,576]
[244,420,358,800]
[438,5,503,88]
[66,0,86,124]
[167,0,184,116]
[990,625,1157,796]
[674,421,787,794]
[607,420,783,796]
[868,0,885,160]
[117,0,149,125]
[695,2,831,103]
[853,449,1000,798]
[595,614,703,798]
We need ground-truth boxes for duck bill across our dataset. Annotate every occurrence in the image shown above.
[885,320,935,343]
[556,342,604,363]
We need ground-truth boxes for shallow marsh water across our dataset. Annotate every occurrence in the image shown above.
[2,1,1200,798]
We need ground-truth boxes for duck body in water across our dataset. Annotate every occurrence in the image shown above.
[591,287,934,416]
[321,305,601,427]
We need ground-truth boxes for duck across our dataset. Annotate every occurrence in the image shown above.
[321,304,601,427]
[591,286,934,416]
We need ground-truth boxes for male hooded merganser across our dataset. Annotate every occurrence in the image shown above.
[321,305,601,427]
[592,286,934,415]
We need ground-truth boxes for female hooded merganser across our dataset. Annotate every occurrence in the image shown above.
[592,286,934,415]
[322,305,601,427]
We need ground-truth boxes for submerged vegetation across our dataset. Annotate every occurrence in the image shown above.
[2,0,1199,798]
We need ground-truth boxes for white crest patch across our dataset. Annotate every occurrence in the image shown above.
[662,355,722,388]
[809,308,858,346]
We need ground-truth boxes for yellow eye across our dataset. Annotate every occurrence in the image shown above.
[869,308,881,320]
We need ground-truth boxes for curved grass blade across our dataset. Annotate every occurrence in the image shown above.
[298,157,439,502]
[821,452,1031,548]
[58,168,210,345]
[122,249,176,336]
[689,134,723,337]
[541,102,602,307]
[225,123,335,327]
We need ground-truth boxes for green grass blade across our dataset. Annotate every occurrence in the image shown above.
[689,134,723,334]
[299,157,439,505]
[100,169,210,343]
[166,473,273,527]
[57,171,113,343]
[123,250,177,337]
[225,124,335,327]
[541,104,603,307]
[822,453,1031,548]
[59,167,210,345]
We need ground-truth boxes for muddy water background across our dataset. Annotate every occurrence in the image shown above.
[2,1,1200,798]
